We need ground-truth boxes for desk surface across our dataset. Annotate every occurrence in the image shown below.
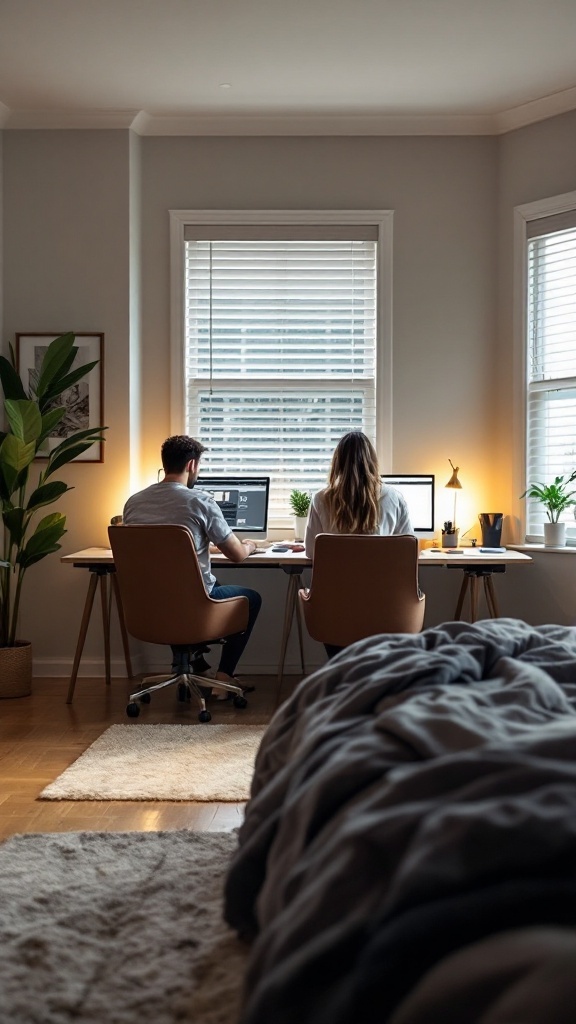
[62,546,533,568]
[418,548,532,566]
[61,546,312,567]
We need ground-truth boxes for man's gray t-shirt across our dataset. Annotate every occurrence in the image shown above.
[123,482,231,593]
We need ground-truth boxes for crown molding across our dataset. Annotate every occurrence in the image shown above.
[495,84,576,134]
[3,109,140,130]
[1,83,576,135]
[132,110,496,136]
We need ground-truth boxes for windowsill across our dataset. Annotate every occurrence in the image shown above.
[508,543,576,554]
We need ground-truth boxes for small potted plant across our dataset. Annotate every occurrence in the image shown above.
[0,333,106,697]
[520,471,576,547]
[441,520,459,548]
[289,489,311,541]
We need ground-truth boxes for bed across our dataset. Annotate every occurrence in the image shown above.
[224,618,576,1024]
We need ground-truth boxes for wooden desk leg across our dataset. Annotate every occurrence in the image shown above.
[111,573,134,677]
[277,575,297,694]
[469,575,480,623]
[99,574,111,686]
[484,575,500,618]
[454,574,469,619]
[66,572,99,704]
[276,570,306,708]
[293,576,306,676]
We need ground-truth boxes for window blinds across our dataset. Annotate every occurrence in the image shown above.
[526,217,576,538]
[184,237,377,516]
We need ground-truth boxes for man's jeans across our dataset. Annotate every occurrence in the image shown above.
[171,582,262,678]
[209,582,262,676]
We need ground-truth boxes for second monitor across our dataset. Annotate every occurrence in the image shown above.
[194,476,270,537]
[381,473,435,536]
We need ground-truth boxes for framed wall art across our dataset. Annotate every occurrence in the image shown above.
[16,333,105,462]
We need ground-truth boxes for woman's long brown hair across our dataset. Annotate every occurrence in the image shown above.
[323,431,381,533]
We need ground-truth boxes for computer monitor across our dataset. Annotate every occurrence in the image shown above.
[194,476,270,537]
[381,474,435,537]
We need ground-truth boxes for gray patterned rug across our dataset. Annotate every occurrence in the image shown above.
[0,829,248,1023]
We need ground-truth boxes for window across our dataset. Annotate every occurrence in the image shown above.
[170,212,392,522]
[524,209,576,541]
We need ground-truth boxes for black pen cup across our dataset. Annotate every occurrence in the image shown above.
[478,513,503,547]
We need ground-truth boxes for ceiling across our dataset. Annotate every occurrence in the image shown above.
[1,0,576,135]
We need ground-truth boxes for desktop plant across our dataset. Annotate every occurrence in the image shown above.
[0,333,106,694]
[289,489,311,518]
[289,488,311,541]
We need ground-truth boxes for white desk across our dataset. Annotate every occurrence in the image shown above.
[62,545,532,701]
[61,546,311,702]
[212,548,311,691]
[418,548,532,621]
[60,547,132,702]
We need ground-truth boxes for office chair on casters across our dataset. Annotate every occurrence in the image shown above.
[108,524,250,722]
[298,534,425,648]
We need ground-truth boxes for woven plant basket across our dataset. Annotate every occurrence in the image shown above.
[0,641,32,699]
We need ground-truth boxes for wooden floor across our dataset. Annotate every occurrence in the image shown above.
[0,672,302,843]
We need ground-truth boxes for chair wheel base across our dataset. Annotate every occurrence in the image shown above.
[198,709,212,723]
[140,692,151,704]
[233,695,248,709]
[126,702,140,718]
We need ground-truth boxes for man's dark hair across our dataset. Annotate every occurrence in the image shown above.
[161,435,207,473]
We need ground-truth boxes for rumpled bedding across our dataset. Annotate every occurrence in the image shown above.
[224,618,576,1024]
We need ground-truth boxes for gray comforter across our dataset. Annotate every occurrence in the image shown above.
[224,619,576,1024]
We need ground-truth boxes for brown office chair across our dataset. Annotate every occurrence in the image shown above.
[108,524,249,722]
[298,533,425,647]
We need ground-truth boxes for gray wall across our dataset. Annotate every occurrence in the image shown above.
[1,120,575,679]
[496,109,576,517]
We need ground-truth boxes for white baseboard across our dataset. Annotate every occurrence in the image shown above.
[32,655,323,678]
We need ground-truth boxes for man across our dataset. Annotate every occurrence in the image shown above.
[123,435,261,697]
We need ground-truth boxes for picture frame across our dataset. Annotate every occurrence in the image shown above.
[16,333,105,463]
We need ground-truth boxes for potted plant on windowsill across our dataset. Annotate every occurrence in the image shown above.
[0,333,106,698]
[289,489,311,542]
[520,471,576,547]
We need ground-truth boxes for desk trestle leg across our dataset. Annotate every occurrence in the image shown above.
[276,572,306,707]
[100,572,111,687]
[484,575,500,618]
[66,567,134,704]
[66,572,99,704]
[111,573,133,678]
[454,574,469,620]
[454,571,501,624]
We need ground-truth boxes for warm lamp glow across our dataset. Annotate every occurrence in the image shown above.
[445,458,463,529]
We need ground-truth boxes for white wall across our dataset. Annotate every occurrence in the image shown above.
[1,122,573,680]
[2,130,134,672]
[492,109,576,631]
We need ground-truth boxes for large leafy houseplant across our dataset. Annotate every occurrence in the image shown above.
[0,333,106,647]
[520,472,576,523]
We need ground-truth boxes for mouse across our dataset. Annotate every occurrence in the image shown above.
[271,545,290,552]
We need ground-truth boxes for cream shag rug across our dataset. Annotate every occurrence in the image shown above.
[39,724,266,802]
[0,829,248,1024]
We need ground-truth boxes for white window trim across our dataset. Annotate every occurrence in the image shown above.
[169,209,393,468]
[512,190,576,540]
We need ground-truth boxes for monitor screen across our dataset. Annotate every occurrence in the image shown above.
[381,474,435,535]
[194,476,270,535]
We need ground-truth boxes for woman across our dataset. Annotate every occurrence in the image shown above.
[305,431,414,556]
[304,431,414,657]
